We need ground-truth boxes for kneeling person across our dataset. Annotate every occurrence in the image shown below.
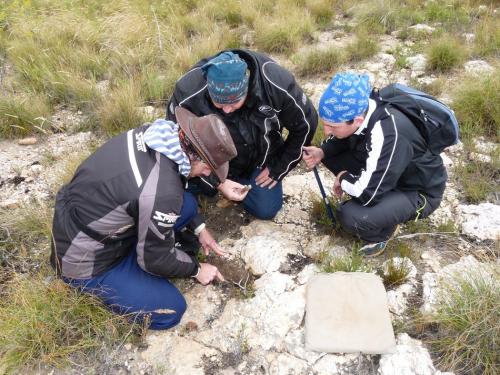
[303,73,447,256]
[51,108,237,329]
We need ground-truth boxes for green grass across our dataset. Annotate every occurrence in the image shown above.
[0,274,141,373]
[345,31,379,62]
[426,270,500,375]
[426,36,466,72]
[0,94,52,138]
[310,192,340,228]
[306,0,336,28]
[318,248,373,273]
[473,15,500,58]
[454,156,499,204]
[92,81,146,136]
[451,72,499,142]
[293,46,345,76]
[377,257,411,289]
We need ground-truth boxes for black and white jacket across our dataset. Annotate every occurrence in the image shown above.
[167,49,318,184]
[322,95,447,206]
[50,124,201,279]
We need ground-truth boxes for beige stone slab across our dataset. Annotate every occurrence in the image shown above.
[305,272,396,354]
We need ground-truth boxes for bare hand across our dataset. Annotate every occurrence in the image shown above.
[196,263,225,285]
[302,146,324,169]
[198,228,226,256]
[334,170,347,198]
[217,179,250,201]
[255,167,278,189]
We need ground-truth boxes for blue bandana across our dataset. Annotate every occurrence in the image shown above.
[202,52,249,104]
[319,73,371,123]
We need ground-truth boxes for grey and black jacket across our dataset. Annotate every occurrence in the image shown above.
[50,124,201,279]
[167,49,318,186]
[322,93,447,206]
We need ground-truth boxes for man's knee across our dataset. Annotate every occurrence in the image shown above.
[247,200,283,220]
[148,293,187,330]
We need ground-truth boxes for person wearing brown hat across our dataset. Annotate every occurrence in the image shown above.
[50,111,237,330]
[167,49,318,219]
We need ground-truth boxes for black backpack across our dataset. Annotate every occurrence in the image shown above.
[374,83,460,155]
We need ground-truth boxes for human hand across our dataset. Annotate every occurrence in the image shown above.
[198,227,226,256]
[196,263,225,285]
[334,170,347,198]
[255,167,278,189]
[217,179,250,201]
[302,146,324,169]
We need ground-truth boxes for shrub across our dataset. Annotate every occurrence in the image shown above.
[293,46,345,76]
[0,274,140,373]
[310,192,339,228]
[426,37,466,72]
[426,271,499,375]
[451,72,499,141]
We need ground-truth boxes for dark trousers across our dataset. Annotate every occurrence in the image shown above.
[323,154,444,243]
[63,192,198,330]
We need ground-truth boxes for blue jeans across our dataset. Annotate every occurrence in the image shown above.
[236,168,283,220]
[63,192,198,330]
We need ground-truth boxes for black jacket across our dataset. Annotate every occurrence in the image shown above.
[51,124,201,279]
[167,49,318,184]
[322,94,447,206]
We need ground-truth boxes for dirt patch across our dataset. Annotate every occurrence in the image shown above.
[207,255,255,300]
[201,194,254,242]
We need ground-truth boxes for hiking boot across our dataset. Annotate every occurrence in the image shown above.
[359,241,387,257]
[359,225,400,258]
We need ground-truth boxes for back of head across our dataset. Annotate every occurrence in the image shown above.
[319,73,371,123]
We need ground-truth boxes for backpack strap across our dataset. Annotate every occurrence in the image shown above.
[367,89,391,129]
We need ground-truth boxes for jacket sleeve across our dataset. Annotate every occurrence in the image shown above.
[136,164,199,278]
[340,115,413,206]
[320,135,352,159]
[263,63,318,181]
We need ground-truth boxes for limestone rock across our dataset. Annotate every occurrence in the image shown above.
[268,353,310,375]
[240,232,299,275]
[408,24,435,35]
[458,203,500,240]
[18,137,38,145]
[383,258,418,316]
[464,60,494,75]
[406,54,427,78]
[181,284,224,328]
[378,333,438,375]
[422,255,497,315]
[140,334,217,375]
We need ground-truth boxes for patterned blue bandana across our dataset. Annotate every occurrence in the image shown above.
[202,51,249,104]
[319,73,371,123]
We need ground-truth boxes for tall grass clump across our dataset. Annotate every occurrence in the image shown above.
[254,7,314,55]
[451,72,499,141]
[306,0,336,28]
[426,37,466,72]
[93,81,145,136]
[0,95,52,138]
[0,275,138,373]
[472,15,500,58]
[293,46,345,76]
[345,31,379,62]
[426,271,499,375]
[454,156,499,203]
[319,249,373,273]
[423,0,469,28]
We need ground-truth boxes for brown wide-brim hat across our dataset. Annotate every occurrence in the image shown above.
[175,106,237,183]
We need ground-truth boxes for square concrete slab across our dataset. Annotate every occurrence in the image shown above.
[305,272,396,354]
